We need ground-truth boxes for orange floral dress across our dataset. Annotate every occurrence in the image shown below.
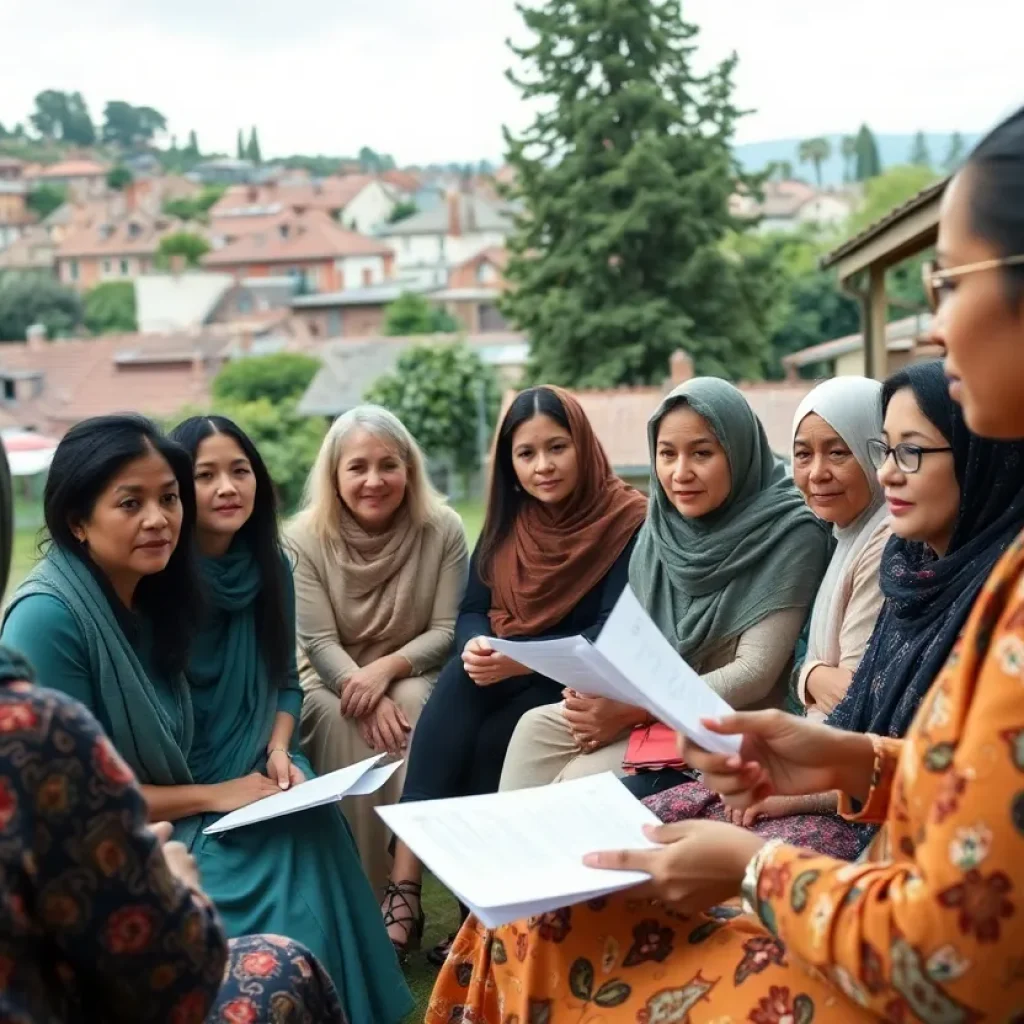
[428,532,1024,1022]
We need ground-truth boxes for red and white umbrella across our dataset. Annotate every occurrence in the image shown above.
[1,430,58,477]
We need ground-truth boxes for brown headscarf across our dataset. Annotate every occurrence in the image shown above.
[488,386,648,637]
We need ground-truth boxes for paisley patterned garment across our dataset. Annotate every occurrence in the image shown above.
[0,656,345,1024]
[428,530,1024,1022]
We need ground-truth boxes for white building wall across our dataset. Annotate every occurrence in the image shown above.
[338,254,388,290]
[341,182,399,234]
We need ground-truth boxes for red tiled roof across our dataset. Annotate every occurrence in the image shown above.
[210,174,376,219]
[380,169,421,193]
[34,159,109,179]
[57,210,191,259]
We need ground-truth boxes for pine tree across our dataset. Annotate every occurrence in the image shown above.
[246,127,262,165]
[501,0,767,385]
[944,131,966,172]
[854,123,882,181]
[187,129,200,157]
[236,130,245,161]
[909,130,932,168]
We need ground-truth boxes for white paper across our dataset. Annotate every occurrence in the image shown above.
[378,773,660,928]
[487,586,740,755]
[204,754,392,835]
[345,760,404,797]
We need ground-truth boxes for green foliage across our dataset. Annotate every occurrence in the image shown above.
[388,200,419,224]
[364,342,500,475]
[102,101,166,148]
[83,281,137,335]
[156,232,210,269]
[29,90,95,145]
[840,135,857,183]
[383,292,459,336]
[246,127,262,165]
[161,185,226,223]
[849,165,939,234]
[26,184,67,220]
[0,276,82,342]
[501,0,769,386]
[106,165,133,191]
[358,146,396,172]
[854,124,883,181]
[186,130,200,157]
[212,352,321,406]
[909,131,932,168]
[798,137,832,186]
[237,130,246,161]
[944,132,966,173]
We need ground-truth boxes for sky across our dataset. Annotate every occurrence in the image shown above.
[1,0,1021,164]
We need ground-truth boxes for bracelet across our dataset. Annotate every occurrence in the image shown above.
[740,838,784,919]
[267,747,292,760]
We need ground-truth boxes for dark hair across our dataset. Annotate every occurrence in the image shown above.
[43,414,202,675]
[0,439,12,603]
[965,105,1024,303]
[170,415,290,683]
[477,387,570,582]
[882,361,960,461]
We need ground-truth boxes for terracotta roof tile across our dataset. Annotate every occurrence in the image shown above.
[33,159,109,179]
[210,175,376,219]
[57,209,192,259]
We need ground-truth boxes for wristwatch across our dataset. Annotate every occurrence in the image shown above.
[267,746,293,760]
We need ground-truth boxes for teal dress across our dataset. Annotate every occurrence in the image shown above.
[1,546,412,1024]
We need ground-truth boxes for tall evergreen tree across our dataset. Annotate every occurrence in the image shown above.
[854,123,882,180]
[501,0,768,385]
[944,131,966,172]
[840,135,857,183]
[187,129,200,157]
[246,127,262,165]
[909,130,932,168]
[236,129,245,160]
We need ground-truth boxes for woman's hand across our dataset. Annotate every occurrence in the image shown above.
[562,691,647,751]
[584,820,765,915]
[208,773,282,814]
[150,821,204,894]
[462,636,531,686]
[357,696,411,757]
[265,749,306,791]
[339,659,397,719]
[682,711,877,810]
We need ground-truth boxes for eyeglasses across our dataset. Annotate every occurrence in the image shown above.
[922,255,1024,312]
[866,439,953,474]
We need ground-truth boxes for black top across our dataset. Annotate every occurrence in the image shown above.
[455,533,640,650]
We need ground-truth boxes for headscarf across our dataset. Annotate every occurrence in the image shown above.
[829,361,1024,736]
[488,386,648,637]
[629,378,831,663]
[793,377,889,669]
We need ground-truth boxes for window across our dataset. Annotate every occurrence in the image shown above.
[2,378,15,402]
[327,309,342,336]
[103,260,112,275]
[69,260,79,281]
[236,293,253,314]
[120,259,129,276]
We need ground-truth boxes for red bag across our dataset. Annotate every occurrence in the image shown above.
[622,722,686,773]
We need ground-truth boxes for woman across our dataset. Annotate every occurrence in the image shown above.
[429,107,1024,1022]
[288,405,468,896]
[382,386,648,957]
[649,362,1024,861]
[171,415,413,1023]
[0,419,345,1023]
[500,377,830,795]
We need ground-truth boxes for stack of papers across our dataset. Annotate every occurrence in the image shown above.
[378,773,660,928]
[204,755,403,835]
[487,586,741,756]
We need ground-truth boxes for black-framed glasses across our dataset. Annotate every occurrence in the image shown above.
[922,255,1024,312]
[866,439,953,474]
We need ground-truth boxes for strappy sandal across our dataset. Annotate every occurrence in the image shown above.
[381,880,424,961]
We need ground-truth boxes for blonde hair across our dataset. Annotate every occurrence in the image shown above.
[295,404,442,542]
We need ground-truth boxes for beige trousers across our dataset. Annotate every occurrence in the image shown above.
[299,674,431,899]
[499,702,629,791]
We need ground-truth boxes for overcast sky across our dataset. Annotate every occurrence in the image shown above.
[1,0,1020,163]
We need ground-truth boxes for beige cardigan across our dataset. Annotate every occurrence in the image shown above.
[290,504,469,692]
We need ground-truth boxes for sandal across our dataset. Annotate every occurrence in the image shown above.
[426,931,457,968]
[381,880,425,960]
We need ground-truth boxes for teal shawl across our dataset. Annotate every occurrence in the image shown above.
[629,378,830,663]
[187,539,277,785]
[5,547,194,785]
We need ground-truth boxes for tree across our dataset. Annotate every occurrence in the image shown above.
[29,90,95,145]
[387,200,419,224]
[162,185,226,223]
[383,292,458,335]
[909,131,932,168]
[798,137,832,187]
[212,352,321,406]
[840,135,857,183]
[237,130,246,161]
[0,276,82,342]
[849,164,939,234]
[83,281,137,335]
[186,129,200,157]
[102,101,167,148]
[156,232,210,269]
[26,184,67,220]
[944,132,967,173]
[246,127,262,165]
[501,0,768,385]
[106,165,133,191]
[854,124,883,181]
[364,342,500,479]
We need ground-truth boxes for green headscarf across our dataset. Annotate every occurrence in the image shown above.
[629,377,830,665]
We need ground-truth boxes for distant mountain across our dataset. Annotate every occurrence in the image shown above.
[734,133,979,187]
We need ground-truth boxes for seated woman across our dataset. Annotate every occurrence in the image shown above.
[381,386,648,958]
[288,405,468,897]
[499,377,831,795]
[2,414,411,1024]
[0,425,345,1023]
[646,361,1024,861]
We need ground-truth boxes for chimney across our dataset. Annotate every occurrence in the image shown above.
[447,191,462,238]
[669,349,693,386]
[169,253,186,276]
[26,323,47,352]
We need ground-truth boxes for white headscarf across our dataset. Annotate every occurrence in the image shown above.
[792,377,888,667]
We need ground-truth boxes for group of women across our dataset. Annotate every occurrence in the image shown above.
[4,105,1024,1024]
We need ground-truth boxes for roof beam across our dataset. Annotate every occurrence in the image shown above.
[829,196,942,281]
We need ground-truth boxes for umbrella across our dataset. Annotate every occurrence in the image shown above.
[1,430,58,477]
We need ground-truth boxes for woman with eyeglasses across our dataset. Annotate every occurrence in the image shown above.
[428,104,1024,1023]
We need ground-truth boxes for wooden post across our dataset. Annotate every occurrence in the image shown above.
[864,263,888,380]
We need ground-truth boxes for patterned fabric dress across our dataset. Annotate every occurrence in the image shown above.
[428,530,1024,1023]
[0,651,345,1024]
